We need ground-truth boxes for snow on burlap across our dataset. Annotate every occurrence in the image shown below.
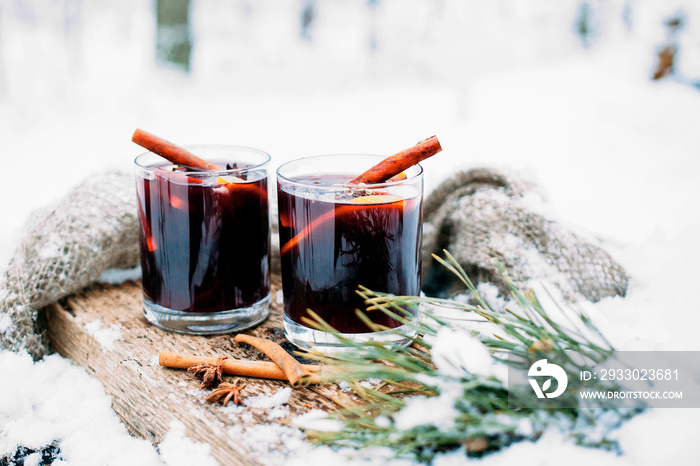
[0,171,139,359]
[422,168,629,303]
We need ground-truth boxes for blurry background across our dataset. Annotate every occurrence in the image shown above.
[1,0,699,268]
[2,4,700,462]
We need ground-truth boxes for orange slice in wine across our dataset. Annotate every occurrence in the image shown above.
[217,175,244,185]
[217,176,268,204]
[157,171,203,185]
[279,209,341,257]
[350,194,401,204]
[280,195,404,256]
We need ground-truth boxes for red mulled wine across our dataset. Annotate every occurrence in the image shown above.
[278,174,422,334]
[136,162,270,315]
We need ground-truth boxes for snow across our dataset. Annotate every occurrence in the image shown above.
[98,266,142,284]
[158,421,217,466]
[337,380,353,393]
[375,416,392,429]
[1,0,699,464]
[430,327,503,380]
[292,410,345,433]
[0,351,162,466]
[36,232,65,260]
[285,445,417,466]
[474,283,509,313]
[83,320,122,352]
[439,431,620,466]
[359,378,383,389]
[243,387,292,409]
[0,314,12,334]
[394,380,462,431]
[23,452,43,466]
[228,422,312,465]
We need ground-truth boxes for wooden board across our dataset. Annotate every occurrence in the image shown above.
[45,275,342,465]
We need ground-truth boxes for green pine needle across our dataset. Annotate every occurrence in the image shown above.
[297,250,641,462]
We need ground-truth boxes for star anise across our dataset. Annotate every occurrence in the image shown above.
[187,355,228,389]
[205,379,247,407]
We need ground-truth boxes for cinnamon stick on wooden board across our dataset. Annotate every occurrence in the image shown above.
[159,351,319,382]
[350,135,442,184]
[234,334,315,388]
[132,129,220,171]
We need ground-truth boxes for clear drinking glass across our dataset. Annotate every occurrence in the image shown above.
[277,154,423,351]
[134,145,271,334]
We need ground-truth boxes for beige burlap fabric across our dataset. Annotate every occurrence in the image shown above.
[422,168,628,302]
[0,172,139,359]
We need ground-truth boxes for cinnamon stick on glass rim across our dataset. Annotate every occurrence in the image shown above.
[159,351,320,382]
[350,135,442,185]
[132,129,219,171]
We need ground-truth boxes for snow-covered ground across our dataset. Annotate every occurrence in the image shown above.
[1,0,700,464]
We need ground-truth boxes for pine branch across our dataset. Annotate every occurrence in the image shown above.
[298,250,641,461]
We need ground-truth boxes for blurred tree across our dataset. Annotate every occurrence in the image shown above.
[300,0,316,41]
[575,1,594,48]
[622,0,633,31]
[156,0,192,72]
[652,13,685,81]
[368,0,379,51]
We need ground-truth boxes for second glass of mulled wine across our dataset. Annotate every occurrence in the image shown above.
[135,145,271,335]
[277,154,423,351]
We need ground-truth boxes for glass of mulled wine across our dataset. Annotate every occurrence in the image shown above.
[277,154,423,351]
[134,146,271,335]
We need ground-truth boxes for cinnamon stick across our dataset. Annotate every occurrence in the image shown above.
[235,334,314,388]
[159,351,319,382]
[350,135,442,184]
[132,129,219,171]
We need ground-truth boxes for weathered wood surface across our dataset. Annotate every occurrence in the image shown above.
[45,275,342,465]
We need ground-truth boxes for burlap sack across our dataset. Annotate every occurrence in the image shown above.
[422,168,628,302]
[0,171,139,359]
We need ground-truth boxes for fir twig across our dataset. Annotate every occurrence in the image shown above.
[298,250,641,461]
